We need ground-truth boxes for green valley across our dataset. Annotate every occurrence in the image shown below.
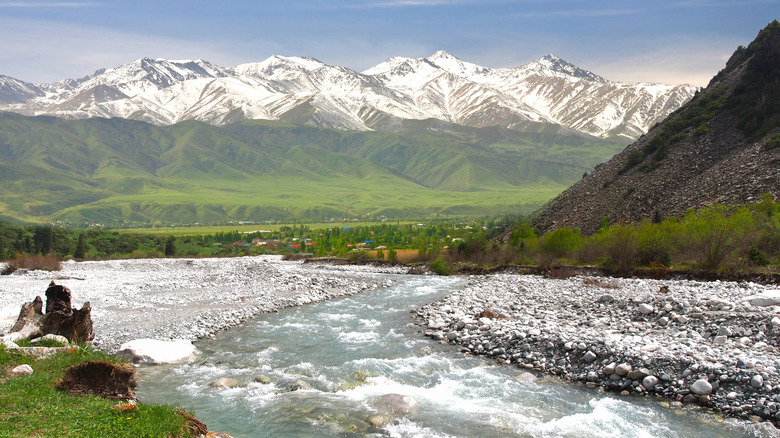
[0,113,624,225]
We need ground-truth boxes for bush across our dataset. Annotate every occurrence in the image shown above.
[748,245,770,266]
[599,222,639,269]
[386,248,398,264]
[537,227,583,268]
[2,254,61,274]
[430,255,452,276]
[375,248,385,260]
[682,205,756,269]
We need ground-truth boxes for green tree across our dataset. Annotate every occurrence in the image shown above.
[430,255,451,275]
[73,233,87,260]
[387,248,398,264]
[164,236,176,257]
[33,226,53,255]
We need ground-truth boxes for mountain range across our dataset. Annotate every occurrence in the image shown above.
[532,20,780,233]
[0,52,696,142]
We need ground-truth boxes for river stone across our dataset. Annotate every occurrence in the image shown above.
[209,378,238,388]
[642,375,659,389]
[628,368,651,381]
[602,363,617,375]
[638,304,653,315]
[116,339,198,365]
[1,336,20,349]
[373,393,419,418]
[31,334,70,346]
[291,380,311,391]
[615,363,632,377]
[515,372,538,383]
[599,294,616,303]
[746,290,780,307]
[690,379,713,395]
[11,364,33,376]
[752,375,765,389]
[583,351,597,363]
[253,375,271,384]
[368,414,393,428]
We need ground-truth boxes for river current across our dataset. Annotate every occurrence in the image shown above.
[136,273,754,437]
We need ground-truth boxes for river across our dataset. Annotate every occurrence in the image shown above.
[136,273,754,437]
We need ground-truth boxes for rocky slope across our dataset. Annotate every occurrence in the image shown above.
[532,21,780,233]
[0,52,695,141]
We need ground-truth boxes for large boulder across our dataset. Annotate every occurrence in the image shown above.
[116,339,198,365]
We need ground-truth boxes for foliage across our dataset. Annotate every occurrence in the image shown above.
[164,236,176,257]
[2,254,62,274]
[430,255,452,276]
[680,205,756,269]
[0,345,192,437]
[766,134,780,151]
[386,248,398,263]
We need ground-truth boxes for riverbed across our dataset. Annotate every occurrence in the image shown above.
[0,257,777,437]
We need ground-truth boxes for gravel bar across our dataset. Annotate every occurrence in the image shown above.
[417,273,780,426]
[0,256,406,352]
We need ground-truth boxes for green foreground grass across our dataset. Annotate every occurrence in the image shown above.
[0,346,191,438]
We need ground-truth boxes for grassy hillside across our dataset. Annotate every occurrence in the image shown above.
[0,112,624,225]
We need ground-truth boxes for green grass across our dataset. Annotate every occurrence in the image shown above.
[0,345,192,438]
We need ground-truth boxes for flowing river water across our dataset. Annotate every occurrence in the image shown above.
[136,274,755,437]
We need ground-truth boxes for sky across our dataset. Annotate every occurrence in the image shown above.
[0,1,776,86]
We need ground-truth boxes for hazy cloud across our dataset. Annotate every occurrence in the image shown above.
[0,2,96,7]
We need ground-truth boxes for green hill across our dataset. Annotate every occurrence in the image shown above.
[0,112,624,225]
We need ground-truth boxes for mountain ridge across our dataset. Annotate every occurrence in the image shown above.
[0,52,696,142]
[0,111,625,224]
[531,20,780,234]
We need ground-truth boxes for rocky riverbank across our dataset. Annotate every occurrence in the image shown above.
[416,273,780,427]
[0,256,405,352]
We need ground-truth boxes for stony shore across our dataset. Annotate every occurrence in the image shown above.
[0,256,405,352]
[417,273,780,427]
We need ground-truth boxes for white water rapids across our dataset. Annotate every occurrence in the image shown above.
[135,274,755,437]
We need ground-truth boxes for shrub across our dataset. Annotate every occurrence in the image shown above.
[599,222,639,269]
[348,251,370,262]
[766,134,780,151]
[682,205,756,269]
[387,248,398,264]
[537,227,583,267]
[2,254,61,274]
[430,255,452,276]
[748,245,770,266]
[375,248,385,260]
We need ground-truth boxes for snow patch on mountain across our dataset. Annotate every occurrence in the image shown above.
[0,52,696,140]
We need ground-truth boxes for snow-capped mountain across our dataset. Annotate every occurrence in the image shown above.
[0,52,697,140]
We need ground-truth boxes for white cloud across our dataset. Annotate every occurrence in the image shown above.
[0,19,271,82]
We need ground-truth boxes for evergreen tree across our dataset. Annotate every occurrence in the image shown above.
[164,236,176,257]
[74,233,87,260]
[33,226,53,255]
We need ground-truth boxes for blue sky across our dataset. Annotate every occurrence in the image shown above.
[0,1,776,86]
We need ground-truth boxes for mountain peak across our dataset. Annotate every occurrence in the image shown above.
[522,54,606,83]
[428,50,459,61]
